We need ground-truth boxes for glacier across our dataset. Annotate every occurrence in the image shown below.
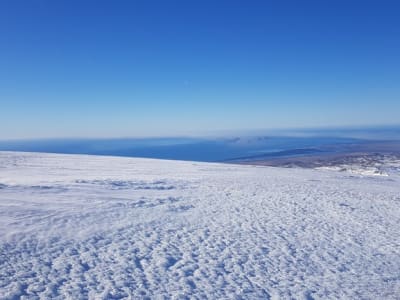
[0,151,399,299]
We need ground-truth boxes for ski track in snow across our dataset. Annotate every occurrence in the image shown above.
[0,152,400,299]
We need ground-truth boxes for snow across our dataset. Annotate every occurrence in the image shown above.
[315,166,390,176]
[314,155,400,177]
[0,151,400,299]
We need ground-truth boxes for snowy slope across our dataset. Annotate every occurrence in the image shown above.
[0,152,400,299]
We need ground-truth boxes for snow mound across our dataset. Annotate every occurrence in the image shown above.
[0,152,400,299]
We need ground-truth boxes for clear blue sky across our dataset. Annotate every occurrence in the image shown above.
[1,0,399,139]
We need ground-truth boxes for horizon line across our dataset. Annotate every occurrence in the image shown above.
[1,124,399,142]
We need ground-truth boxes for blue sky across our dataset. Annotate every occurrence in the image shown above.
[1,0,399,139]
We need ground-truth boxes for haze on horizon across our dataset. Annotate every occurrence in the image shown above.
[1,0,399,140]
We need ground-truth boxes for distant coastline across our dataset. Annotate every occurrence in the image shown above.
[1,126,399,163]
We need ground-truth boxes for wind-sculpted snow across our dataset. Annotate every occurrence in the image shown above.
[0,152,400,299]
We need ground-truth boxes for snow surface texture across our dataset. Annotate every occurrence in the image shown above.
[0,152,400,299]
[314,154,400,177]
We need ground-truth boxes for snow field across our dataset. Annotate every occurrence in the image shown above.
[0,152,400,299]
